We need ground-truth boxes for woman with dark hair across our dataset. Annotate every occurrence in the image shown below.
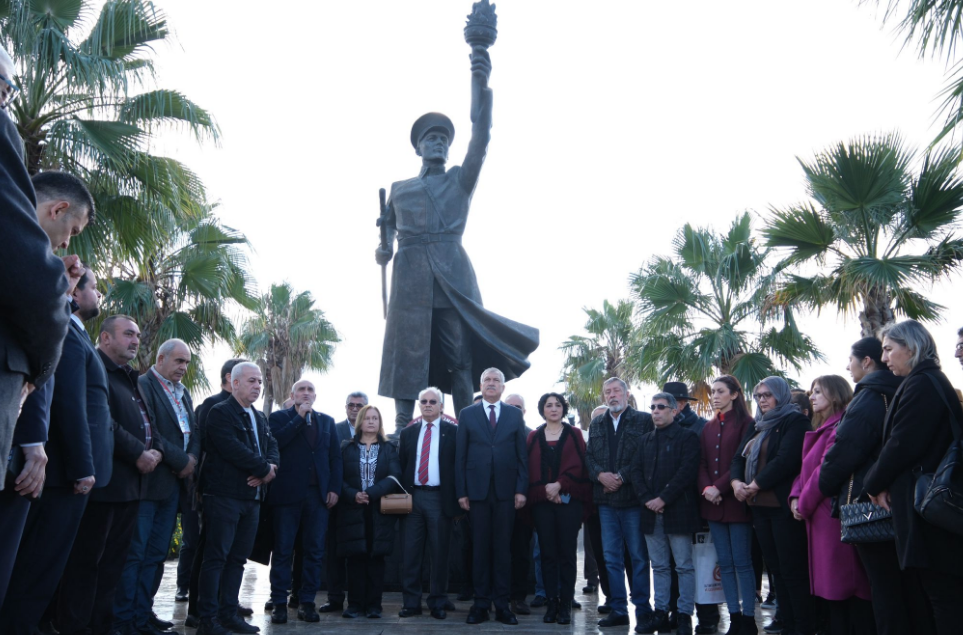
[863,320,963,635]
[526,392,592,625]
[731,376,813,635]
[698,375,757,635]
[789,376,873,635]
[338,405,401,619]
[818,337,909,635]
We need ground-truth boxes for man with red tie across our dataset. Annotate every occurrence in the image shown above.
[398,387,459,620]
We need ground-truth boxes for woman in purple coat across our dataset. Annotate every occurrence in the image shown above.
[789,376,872,635]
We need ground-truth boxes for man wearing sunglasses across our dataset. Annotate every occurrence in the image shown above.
[399,387,459,619]
[631,393,702,635]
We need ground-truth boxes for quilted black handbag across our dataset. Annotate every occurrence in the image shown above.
[839,393,895,544]
[913,374,963,536]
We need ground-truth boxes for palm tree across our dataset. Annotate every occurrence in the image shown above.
[630,213,822,397]
[97,213,256,390]
[237,283,340,416]
[0,0,219,267]
[559,299,640,426]
[762,133,963,337]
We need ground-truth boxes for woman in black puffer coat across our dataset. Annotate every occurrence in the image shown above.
[337,405,401,619]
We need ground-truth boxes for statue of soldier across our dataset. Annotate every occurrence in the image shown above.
[376,43,539,433]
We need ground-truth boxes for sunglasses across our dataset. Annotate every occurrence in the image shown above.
[649,403,672,411]
[346,403,364,409]
[419,399,439,405]
[752,392,773,401]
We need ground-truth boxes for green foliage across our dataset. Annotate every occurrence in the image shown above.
[237,283,340,416]
[630,212,821,394]
[762,133,963,336]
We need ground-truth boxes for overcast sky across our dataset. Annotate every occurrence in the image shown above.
[147,0,963,421]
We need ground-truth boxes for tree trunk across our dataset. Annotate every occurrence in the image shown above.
[859,286,895,338]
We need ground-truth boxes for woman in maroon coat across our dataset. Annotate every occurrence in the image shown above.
[526,392,592,626]
[698,375,756,635]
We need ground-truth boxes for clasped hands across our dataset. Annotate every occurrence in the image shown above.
[598,471,623,493]
[731,479,759,502]
[136,449,164,474]
[457,492,527,512]
[703,485,722,505]
[247,463,277,488]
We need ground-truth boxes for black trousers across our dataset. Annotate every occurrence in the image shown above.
[855,541,928,635]
[825,597,875,635]
[0,485,30,608]
[911,567,963,635]
[585,510,612,599]
[324,505,346,604]
[346,507,385,612]
[175,488,200,592]
[532,501,582,602]
[469,488,515,611]
[57,500,139,635]
[509,510,533,601]
[752,508,813,635]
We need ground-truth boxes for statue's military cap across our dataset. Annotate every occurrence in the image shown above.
[411,112,455,148]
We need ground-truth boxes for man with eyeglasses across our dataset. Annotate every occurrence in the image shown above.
[0,47,71,500]
[631,393,701,635]
[398,387,459,619]
[585,377,655,627]
[316,391,368,615]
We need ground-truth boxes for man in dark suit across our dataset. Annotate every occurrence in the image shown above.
[197,362,278,635]
[110,338,200,634]
[266,380,342,624]
[0,268,111,635]
[0,48,71,487]
[456,367,528,625]
[318,390,367,614]
[57,315,164,635]
[399,387,459,620]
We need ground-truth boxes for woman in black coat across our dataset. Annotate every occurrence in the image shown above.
[818,337,908,635]
[864,320,963,635]
[337,405,401,619]
[731,376,813,635]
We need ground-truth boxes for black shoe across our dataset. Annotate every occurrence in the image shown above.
[184,615,200,629]
[696,619,720,634]
[666,610,679,630]
[599,613,630,627]
[342,607,362,618]
[235,606,253,617]
[724,612,742,635]
[571,598,581,609]
[598,603,613,614]
[444,600,457,611]
[366,609,382,618]
[431,608,448,620]
[137,623,180,635]
[297,602,320,622]
[635,609,668,634]
[530,595,548,608]
[270,606,287,624]
[510,599,531,615]
[175,587,189,602]
[543,598,558,623]
[288,595,299,609]
[557,600,572,625]
[583,583,598,593]
[466,607,489,624]
[221,616,259,634]
[150,614,175,631]
[740,614,758,635]
[399,607,423,618]
[263,600,274,612]
[678,614,693,635]
[196,621,230,635]
[495,609,518,625]
[319,601,343,613]
[763,619,783,634]
[761,594,776,610]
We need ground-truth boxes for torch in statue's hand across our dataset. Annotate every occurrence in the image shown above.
[470,47,491,86]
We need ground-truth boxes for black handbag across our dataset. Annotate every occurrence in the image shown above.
[913,374,963,536]
[839,393,895,544]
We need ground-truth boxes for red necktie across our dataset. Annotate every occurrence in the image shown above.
[489,404,497,429]
[418,422,433,485]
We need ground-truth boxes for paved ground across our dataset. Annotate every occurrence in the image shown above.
[153,553,776,634]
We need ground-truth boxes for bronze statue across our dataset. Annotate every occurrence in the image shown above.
[376,0,539,433]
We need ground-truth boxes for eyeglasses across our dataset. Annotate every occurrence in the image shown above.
[649,403,671,411]
[956,343,963,353]
[0,73,19,110]
[346,403,364,409]
[419,399,439,405]
[752,392,773,401]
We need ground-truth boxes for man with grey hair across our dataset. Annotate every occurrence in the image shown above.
[631,392,701,635]
[121,338,201,633]
[585,377,655,627]
[398,387,459,619]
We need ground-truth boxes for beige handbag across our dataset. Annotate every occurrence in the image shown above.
[379,475,412,515]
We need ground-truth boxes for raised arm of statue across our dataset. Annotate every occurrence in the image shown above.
[459,46,493,195]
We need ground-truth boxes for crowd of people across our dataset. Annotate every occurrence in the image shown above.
[3,44,963,635]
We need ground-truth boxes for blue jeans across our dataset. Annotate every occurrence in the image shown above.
[598,504,651,617]
[644,515,694,615]
[708,521,755,617]
[198,496,260,621]
[113,486,180,627]
[269,489,329,605]
[533,531,546,598]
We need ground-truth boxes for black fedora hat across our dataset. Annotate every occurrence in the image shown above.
[410,112,455,148]
[662,382,698,402]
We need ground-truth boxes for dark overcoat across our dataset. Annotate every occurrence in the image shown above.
[138,370,201,501]
[730,411,810,516]
[266,406,343,506]
[338,439,401,558]
[863,360,963,575]
[585,407,653,507]
[631,423,702,534]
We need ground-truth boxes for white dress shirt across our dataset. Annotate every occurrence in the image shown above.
[415,417,442,486]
